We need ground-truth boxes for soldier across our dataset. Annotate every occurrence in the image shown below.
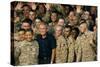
[71,27,80,40]
[49,11,58,26]
[22,4,31,20]
[81,11,95,31]
[75,22,97,62]
[14,29,25,48]
[11,29,25,65]
[54,25,68,63]
[63,25,75,62]
[14,29,26,65]
[42,3,52,23]
[67,11,78,27]
[48,12,58,34]
[93,25,97,54]
[29,10,36,24]
[14,30,39,65]
[21,19,32,31]
[57,18,66,27]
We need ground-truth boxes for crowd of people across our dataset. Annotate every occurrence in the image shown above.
[11,1,97,66]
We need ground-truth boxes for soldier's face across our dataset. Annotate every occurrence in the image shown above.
[21,22,31,30]
[29,11,36,20]
[39,24,47,36]
[25,32,33,41]
[57,19,65,26]
[51,13,57,22]
[72,30,77,39]
[38,5,45,13]
[18,31,25,41]
[79,24,86,33]
[55,26,62,37]
[64,28,71,37]
[23,6,30,17]
[84,12,89,20]
[68,11,75,20]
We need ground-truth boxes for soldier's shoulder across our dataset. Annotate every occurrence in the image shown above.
[33,40,39,47]
[76,35,81,41]
[19,40,27,47]
[59,35,66,43]
[20,40,27,44]
[61,35,66,40]
[33,40,38,44]
[68,36,74,42]
[86,31,94,37]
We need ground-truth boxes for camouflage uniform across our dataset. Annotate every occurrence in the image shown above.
[75,31,97,62]
[14,40,39,65]
[51,4,65,17]
[93,32,97,49]
[55,35,68,63]
[48,22,57,34]
[14,40,20,65]
[42,11,51,24]
[65,36,75,62]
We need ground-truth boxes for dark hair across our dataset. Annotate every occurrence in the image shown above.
[22,4,31,10]
[65,25,72,31]
[72,27,80,39]
[51,11,58,15]
[79,19,87,25]
[79,19,88,27]
[50,11,58,22]
[22,19,32,25]
[36,4,46,13]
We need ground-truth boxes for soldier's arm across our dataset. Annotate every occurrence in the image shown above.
[42,10,51,23]
[76,45,82,62]
[68,39,75,62]
[34,41,39,56]
[86,32,96,50]
[60,39,68,62]
[14,46,21,65]
[75,38,79,55]
[89,32,97,54]
[75,37,82,62]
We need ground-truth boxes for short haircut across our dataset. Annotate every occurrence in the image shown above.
[79,19,88,27]
[54,25,63,31]
[64,25,72,31]
[51,11,58,15]
[26,29,33,35]
[79,19,86,24]
[22,19,32,25]
[72,27,80,36]
[22,4,31,10]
